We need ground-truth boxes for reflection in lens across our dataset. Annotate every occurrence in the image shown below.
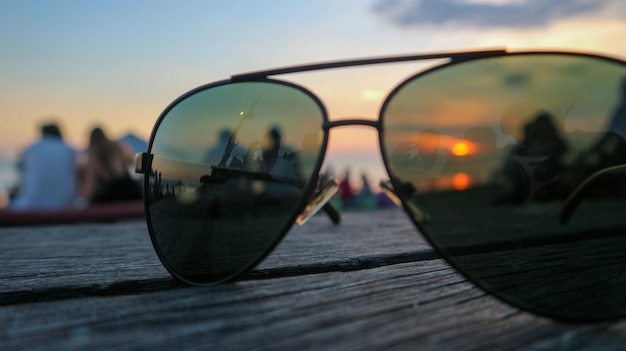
[382,53,626,321]
[147,81,325,284]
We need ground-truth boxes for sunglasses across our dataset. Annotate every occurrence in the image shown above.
[136,49,626,323]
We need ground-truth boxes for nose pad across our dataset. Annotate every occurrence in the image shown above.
[380,180,431,223]
[296,179,340,225]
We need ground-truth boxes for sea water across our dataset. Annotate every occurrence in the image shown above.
[0,158,18,208]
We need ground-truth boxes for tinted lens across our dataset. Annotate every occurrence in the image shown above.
[146,81,326,285]
[382,53,626,321]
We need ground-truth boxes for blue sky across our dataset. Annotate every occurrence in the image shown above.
[1,0,625,186]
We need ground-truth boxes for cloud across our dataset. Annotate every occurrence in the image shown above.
[372,0,622,29]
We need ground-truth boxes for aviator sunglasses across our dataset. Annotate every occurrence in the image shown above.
[136,49,626,323]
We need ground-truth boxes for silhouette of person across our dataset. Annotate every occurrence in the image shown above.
[205,129,246,168]
[78,126,142,204]
[259,128,281,172]
[10,122,78,210]
[351,172,377,210]
[240,128,301,184]
[338,168,354,206]
[262,128,301,183]
[270,125,296,157]
[498,111,568,203]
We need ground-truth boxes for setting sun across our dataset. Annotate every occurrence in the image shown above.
[452,141,470,156]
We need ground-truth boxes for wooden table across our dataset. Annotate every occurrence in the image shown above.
[2,209,625,350]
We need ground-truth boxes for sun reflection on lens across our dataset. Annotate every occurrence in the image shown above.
[452,141,470,156]
[453,173,470,190]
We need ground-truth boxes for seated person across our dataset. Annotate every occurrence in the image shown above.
[78,127,142,204]
[10,123,78,210]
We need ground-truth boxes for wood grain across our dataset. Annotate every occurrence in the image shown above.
[1,209,625,350]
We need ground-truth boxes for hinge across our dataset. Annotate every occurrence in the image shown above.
[134,152,150,174]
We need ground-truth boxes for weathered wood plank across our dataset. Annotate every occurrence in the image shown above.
[3,261,626,350]
[1,210,625,350]
[0,209,431,294]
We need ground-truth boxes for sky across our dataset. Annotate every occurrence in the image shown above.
[1,0,625,188]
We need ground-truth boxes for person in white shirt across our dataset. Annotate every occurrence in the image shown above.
[10,123,78,210]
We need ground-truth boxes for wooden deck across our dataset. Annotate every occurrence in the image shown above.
[1,209,625,350]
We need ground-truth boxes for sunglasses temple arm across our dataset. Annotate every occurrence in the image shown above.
[560,164,626,224]
[380,180,431,222]
[322,202,341,225]
[379,180,403,206]
[296,179,340,226]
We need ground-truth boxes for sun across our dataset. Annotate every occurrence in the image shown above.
[451,141,470,156]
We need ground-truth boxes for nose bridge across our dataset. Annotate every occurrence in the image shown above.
[323,118,382,131]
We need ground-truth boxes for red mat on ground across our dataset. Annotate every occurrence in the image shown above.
[0,201,145,227]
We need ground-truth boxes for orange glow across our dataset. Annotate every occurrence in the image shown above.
[328,128,379,152]
[452,142,470,156]
[388,130,482,157]
[453,173,470,190]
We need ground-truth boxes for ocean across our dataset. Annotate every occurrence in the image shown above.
[0,159,18,189]
[0,158,18,208]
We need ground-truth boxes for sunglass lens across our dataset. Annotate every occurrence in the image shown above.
[382,53,626,321]
[146,81,326,284]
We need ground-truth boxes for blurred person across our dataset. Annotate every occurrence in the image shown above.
[10,122,78,210]
[205,128,245,168]
[78,126,141,204]
[338,168,354,206]
[350,172,377,210]
[497,111,568,203]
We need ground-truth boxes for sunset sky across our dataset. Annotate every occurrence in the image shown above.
[1,0,625,187]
